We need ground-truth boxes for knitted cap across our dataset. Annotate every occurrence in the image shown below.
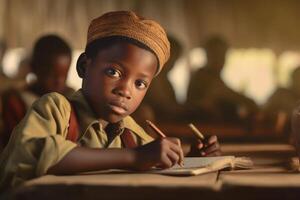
[86,11,170,74]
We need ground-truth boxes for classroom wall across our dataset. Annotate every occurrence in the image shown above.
[1,0,300,52]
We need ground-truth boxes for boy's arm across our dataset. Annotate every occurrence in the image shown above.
[0,93,77,185]
[48,137,184,174]
[47,147,136,174]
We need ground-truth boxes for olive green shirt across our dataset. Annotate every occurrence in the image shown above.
[0,90,153,189]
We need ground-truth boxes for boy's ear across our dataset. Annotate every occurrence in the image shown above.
[76,53,87,78]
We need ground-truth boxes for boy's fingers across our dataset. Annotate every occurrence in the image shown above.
[202,135,218,148]
[167,137,181,146]
[169,144,184,166]
[214,151,222,156]
[200,149,221,157]
[196,140,204,149]
[167,138,184,165]
[159,154,173,169]
[207,135,218,145]
[203,143,220,155]
[205,150,222,156]
[168,147,183,166]
[166,149,180,166]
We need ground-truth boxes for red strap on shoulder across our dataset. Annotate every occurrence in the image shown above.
[67,101,80,143]
[120,129,137,148]
[1,89,27,146]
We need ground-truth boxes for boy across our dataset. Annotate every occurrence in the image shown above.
[0,11,220,190]
[0,35,74,148]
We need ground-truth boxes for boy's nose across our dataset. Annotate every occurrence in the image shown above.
[113,83,132,100]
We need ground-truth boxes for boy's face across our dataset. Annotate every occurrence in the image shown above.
[83,42,157,123]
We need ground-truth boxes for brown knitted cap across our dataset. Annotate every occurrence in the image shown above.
[87,11,170,75]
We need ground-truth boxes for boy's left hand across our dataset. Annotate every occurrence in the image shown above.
[187,135,221,157]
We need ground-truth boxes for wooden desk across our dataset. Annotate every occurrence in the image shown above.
[4,172,220,200]
[3,144,300,200]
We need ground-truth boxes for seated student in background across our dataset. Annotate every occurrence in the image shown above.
[0,11,221,190]
[0,35,74,149]
[186,36,258,124]
[264,66,300,134]
[132,35,187,134]
[0,40,29,151]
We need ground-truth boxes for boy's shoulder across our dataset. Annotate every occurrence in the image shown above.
[40,92,69,102]
[33,92,72,112]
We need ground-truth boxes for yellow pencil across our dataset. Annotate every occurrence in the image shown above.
[188,123,205,140]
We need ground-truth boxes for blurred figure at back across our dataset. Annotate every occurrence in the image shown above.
[186,36,257,124]
[264,66,300,134]
[0,40,28,151]
[0,35,75,149]
[27,35,74,96]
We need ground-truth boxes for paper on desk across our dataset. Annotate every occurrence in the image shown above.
[150,156,253,176]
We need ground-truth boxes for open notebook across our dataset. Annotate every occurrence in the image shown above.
[150,156,253,176]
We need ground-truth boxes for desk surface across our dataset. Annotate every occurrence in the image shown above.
[24,172,219,189]
[4,143,300,200]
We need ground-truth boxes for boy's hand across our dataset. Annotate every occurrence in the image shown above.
[188,135,221,157]
[133,137,184,171]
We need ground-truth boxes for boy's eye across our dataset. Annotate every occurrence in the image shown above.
[135,80,148,90]
[105,68,121,78]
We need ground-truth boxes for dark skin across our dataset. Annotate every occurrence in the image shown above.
[187,135,221,157]
[48,42,220,174]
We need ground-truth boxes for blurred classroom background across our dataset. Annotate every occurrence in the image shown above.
[1,0,300,143]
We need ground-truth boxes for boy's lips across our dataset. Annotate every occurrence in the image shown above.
[108,101,128,115]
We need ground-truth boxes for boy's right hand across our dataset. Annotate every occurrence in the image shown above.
[133,137,184,171]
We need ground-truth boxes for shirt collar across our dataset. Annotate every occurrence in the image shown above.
[68,90,103,135]
[69,89,153,141]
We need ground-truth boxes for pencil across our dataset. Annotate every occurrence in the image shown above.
[188,123,205,140]
[146,120,184,167]
[146,120,166,138]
